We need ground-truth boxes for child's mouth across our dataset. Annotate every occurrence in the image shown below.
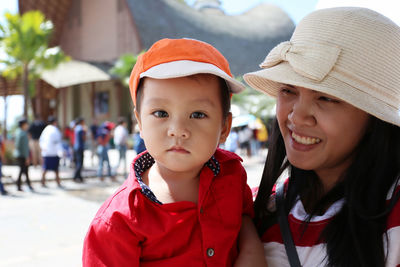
[168,146,190,153]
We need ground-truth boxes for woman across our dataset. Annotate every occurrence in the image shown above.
[244,7,400,267]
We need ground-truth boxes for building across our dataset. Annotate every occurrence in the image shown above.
[13,0,294,129]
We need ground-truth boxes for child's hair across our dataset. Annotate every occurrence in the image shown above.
[135,74,231,120]
[254,117,400,266]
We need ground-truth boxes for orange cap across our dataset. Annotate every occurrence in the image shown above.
[128,38,245,105]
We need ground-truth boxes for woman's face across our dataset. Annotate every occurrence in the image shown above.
[276,84,370,187]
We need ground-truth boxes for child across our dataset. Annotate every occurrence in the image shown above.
[244,7,400,266]
[83,38,266,266]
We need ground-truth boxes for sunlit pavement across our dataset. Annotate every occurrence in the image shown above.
[0,149,266,267]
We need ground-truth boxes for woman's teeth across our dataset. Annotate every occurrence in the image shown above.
[292,132,321,145]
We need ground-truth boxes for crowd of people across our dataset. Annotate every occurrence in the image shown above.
[223,123,269,157]
[225,122,268,157]
[0,115,147,195]
[0,112,264,196]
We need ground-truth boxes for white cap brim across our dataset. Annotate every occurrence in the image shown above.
[140,60,245,93]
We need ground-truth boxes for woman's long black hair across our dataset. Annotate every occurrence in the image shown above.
[254,116,400,267]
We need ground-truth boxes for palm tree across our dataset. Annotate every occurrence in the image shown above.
[0,10,68,118]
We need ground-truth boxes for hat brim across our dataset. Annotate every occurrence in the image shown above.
[244,62,340,97]
[244,62,400,127]
[140,60,245,94]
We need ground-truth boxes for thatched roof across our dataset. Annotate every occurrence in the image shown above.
[126,0,295,76]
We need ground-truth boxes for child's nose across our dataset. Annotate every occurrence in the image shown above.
[167,120,190,139]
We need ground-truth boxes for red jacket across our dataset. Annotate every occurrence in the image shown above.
[83,149,253,266]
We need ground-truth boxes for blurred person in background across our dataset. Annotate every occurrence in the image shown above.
[61,126,73,167]
[0,124,7,195]
[113,117,129,176]
[89,118,99,166]
[14,118,33,191]
[73,117,86,182]
[238,125,253,157]
[256,119,268,150]
[64,120,76,167]
[224,128,239,153]
[97,121,115,181]
[133,124,146,155]
[39,116,63,188]
[28,115,46,167]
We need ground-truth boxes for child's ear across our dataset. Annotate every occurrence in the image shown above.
[134,108,143,138]
[219,112,232,144]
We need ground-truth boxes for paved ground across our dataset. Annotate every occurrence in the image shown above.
[0,149,266,267]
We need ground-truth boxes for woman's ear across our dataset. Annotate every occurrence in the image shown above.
[219,112,232,144]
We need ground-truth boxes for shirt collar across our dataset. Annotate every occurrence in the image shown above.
[133,152,220,204]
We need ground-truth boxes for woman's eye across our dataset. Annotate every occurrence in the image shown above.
[152,110,168,118]
[319,96,340,103]
[190,112,206,119]
[279,87,295,95]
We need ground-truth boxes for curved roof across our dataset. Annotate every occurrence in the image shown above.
[126,0,295,76]
[41,60,112,88]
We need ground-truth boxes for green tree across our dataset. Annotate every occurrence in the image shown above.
[110,52,144,87]
[0,11,69,118]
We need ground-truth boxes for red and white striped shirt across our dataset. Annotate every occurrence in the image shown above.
[261,181,400,267]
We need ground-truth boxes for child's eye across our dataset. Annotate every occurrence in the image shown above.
[152,110,169,118]
[190,112,207,119]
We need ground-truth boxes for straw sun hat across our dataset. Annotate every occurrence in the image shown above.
[244,7,400,127]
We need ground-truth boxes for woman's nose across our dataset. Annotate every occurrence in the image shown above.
[288,98,316,127]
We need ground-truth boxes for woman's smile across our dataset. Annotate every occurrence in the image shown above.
[291,131,321,145]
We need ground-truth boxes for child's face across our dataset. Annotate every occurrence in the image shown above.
[135,76,232,174]
[276,84,370,182]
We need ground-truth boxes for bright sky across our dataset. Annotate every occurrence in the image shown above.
[186,0,319,23]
